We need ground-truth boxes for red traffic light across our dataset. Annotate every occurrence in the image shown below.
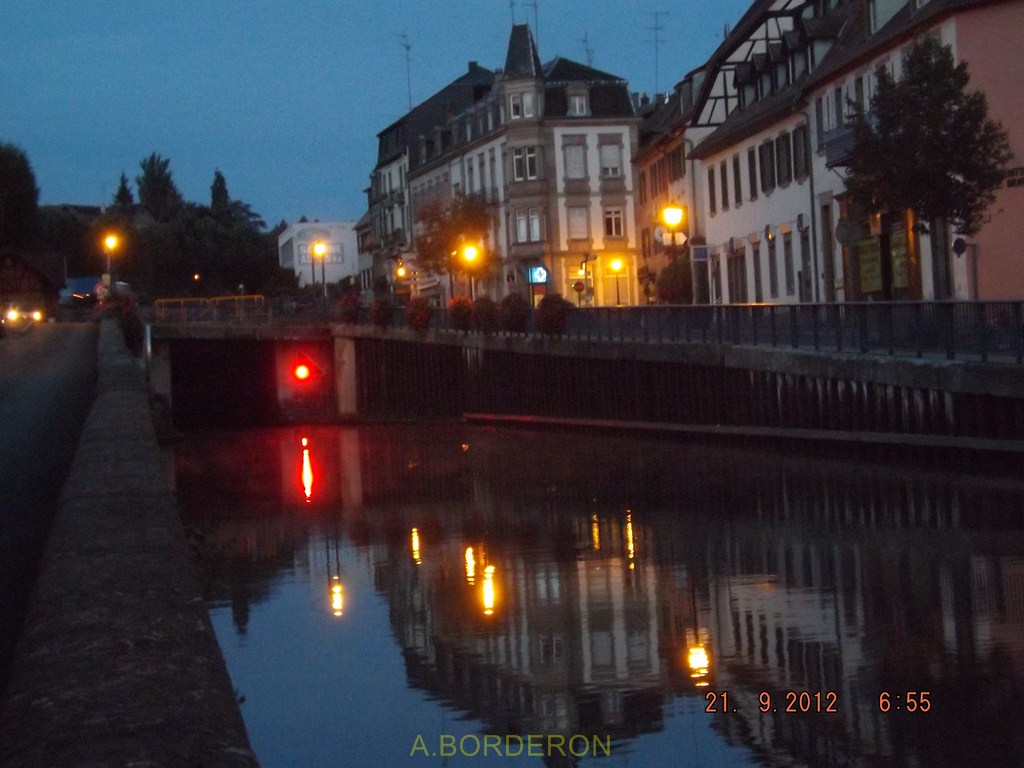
[291,354,322,383]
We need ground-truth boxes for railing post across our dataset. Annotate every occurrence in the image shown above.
[789,306,799,349]
[859,304,869,354]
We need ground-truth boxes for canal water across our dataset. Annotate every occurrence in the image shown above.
[174,424,1024,767]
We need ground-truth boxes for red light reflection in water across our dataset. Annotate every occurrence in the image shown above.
[301,437,313,502]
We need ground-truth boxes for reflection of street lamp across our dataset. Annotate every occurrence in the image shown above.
[312,241,328,298]
[611,257,624,305]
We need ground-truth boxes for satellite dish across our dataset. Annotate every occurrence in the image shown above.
[835,218,859,246]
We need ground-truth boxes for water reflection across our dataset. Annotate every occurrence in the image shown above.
[176,425,1024,767]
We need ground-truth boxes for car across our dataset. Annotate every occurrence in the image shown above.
[3,302,44,329]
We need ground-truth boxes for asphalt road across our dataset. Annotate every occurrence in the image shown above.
[0,321,97,691]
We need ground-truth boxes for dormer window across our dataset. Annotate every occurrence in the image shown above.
[568,92,589,116]
[509,91,536,119]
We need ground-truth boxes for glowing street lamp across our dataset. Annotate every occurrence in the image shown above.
[611,257,624,305]
[459,241,482,299]
[312,241,328,298]
[102,233,119,292]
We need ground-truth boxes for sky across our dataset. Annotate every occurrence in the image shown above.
[1,0,753,228]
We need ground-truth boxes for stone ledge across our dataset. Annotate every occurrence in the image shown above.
[0,319,258,767]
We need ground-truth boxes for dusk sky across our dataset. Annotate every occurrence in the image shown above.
[2,1,752,228]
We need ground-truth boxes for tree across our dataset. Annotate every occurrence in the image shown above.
[0,142,39,247]
[845,36,1012,295]
[413,195,492,279]
[656,255,693,304]
[210,170,230,220]
[112,172,134,211]
[136,152,184,222]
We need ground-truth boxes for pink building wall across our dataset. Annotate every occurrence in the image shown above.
[954,2,1024,299]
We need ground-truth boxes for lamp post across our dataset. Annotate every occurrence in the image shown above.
[312,241,328,299]
[611,257,624,305]
[460,242,480,300]
[102,233,119,296]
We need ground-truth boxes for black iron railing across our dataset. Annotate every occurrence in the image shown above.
[163,297,1024,365]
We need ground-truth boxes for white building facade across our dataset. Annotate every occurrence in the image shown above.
[277,221,367,291]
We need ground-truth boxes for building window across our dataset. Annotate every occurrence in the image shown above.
[733,155,742,207]
[793,125,809,180]
[783,232,795,295]
[599,144,622,177]
[815,96,825,149]
[568,93,588,116]
[604,208,624,238]
[513,147,539,181]
[767,232,778,298]
[708,166,717,215]
[564,144,586,179]
[720,160,729,211]
[510,92,536,119]
[747,148,758,200]
[567,206,588,239]
[776,132,792,187]
[516,207,543,242]
[759,142,776,194]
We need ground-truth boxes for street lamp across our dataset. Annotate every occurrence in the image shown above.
[102,233,119,295]
[611,257,624,305]
[312,241,328,298]
[460,241,481,299]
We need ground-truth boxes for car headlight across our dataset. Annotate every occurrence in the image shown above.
[31,310,42,321]
[5,309,17,322]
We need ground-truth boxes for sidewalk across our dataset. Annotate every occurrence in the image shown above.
[0,319,257,767]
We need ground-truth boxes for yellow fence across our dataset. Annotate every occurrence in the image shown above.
[154,295,268,322]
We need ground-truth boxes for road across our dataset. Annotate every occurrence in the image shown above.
[0,321,97,691]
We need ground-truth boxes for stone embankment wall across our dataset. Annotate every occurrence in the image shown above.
[0,319,257,767]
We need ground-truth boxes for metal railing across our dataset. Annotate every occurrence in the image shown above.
[155,296,1024,365]
[153,295,269,323]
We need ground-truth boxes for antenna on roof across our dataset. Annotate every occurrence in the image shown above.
[509,0,516,24]
[398,33,412,111]
[527,0,539,49]
[580,31,594,67]
[645,11,669,97]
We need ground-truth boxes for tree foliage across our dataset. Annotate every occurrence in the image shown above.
[846,36,1012,236]
[112,172,134,211]
[413,195,493,277]
[136,152,184,223]
[0,142,39,247]
[656,255,693,304]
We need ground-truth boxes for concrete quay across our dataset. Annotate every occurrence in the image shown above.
[0,319,257,767]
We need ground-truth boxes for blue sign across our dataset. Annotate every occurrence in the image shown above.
[690,245,709,262]
[528,266,548,284]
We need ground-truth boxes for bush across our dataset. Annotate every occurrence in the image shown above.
[406,296,433,330]
[472,296,499,333]
[656,256,693,304]
[498,293,531,333]
[369,297,392,327]
[338,292,361,324]
[447,295,473,331]
[534,294,571,336]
